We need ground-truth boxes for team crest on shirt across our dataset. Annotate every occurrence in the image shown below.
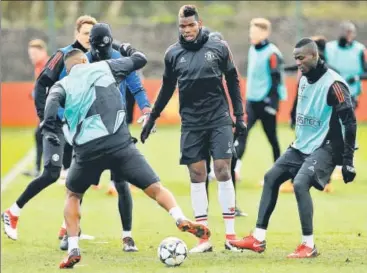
[204,51,216,62]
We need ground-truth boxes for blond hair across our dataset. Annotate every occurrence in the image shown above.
[28,39,47,50]
[178,5,199,19]
[75,15,97,32]
[250,18,271,32]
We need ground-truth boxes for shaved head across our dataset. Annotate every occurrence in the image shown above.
[64,48,88,74]
[293,38,319,74]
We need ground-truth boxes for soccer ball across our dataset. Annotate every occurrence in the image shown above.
[157,237,188,267]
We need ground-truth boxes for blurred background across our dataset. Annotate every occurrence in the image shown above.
[2,1,367,80]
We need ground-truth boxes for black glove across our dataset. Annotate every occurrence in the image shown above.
[119,43,138,57]
[140,114,156,144]
[346,76,359,85]
[342,160,356,183]
[43,130,61,146]
[234,117,247,137]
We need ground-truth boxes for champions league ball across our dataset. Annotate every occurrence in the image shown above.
[157,237,188,267]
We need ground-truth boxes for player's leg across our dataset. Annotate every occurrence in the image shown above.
[106,171,118,196]
[234,101,258,180]
[287,143,335,258]
[231,155,247,217]
[59,158,104,269]
[229,147,303,252]
[2,132,65,240]
[113,178,137,252]
[205,151,211,202]
[110,144,211,241]
[22,124,43,177]
[210,125,238,250]
[179,130,212,252]
[260,110,281,162]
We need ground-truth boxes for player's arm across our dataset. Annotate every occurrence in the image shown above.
[327,81,357,179]
[125,71,151,113]
[106,46,147,84]
[267,53,282,102]
[346,48,367,84]
[42,82,66,134]
[149,52,177,121]
[34,51,65,120]
[220,42,244,119]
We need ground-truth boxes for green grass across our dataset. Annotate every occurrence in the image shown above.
[1,128,34,175]
[1,124,367,273]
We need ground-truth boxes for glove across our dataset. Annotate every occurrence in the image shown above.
[234,117,247,138]
[119,43,137,57]
[341,160,356,183]
[140,114,156,144]
[346,75,359,85]
[290,118,296,130]
[137,112,156,133]
[43,130,61,146]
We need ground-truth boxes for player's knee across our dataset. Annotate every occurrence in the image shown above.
[43,166,61,183]
[144,182,162,198]
[213,161,231,181]
[115,181,130,194]
[188,166,207,183]
[263,169,278,188]
[293,174,311,195]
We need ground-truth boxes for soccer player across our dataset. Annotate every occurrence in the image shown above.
[22,39,49,178]
[40,47,210,268]
[236,18,287,187]
[228,38,357,258]
[1,15,97,241]
[140,5,246,253]
[62,22,152,252]
[325,21,367,109]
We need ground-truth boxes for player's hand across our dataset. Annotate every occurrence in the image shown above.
[342,161,356,184]
[137,113,156,134]
[346,75,359,85]
[234,117,247,137]
[44,131,61,146]
[119,43,137,57]
[140,114,156,144]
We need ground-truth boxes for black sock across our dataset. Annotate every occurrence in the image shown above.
[115,181,133,232]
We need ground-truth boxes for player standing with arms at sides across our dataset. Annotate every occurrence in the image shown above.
[229,38,357,258]
[40,48,211,268]
[325,21,367,110]
[2,15,97,241]
[141,5,246,253]
[235,18,287,188]
[22,39,49,178]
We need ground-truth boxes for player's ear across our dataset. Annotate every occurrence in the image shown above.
[198,19,203,28]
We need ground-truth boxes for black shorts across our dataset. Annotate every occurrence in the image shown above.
[274,142,336,190]
[66,143,160,194]
[180,125,234,165]
[43,131,65,168]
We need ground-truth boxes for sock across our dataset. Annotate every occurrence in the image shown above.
[68,236,79,253]
[253,228,266,241]
[169,206,186,222]
[302,235,314,248]
[10,203,21,217]
[61,220,66,229]
[218,179,236,235]
[190,183,208,226]
[122,231,132,239]
[235,159,242,173]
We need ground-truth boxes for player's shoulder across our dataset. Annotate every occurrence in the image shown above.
[326,40,338,47]
[353,40,365,50]
[164,42,180,58]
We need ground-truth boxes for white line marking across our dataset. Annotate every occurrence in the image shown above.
[1,149,35,193]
